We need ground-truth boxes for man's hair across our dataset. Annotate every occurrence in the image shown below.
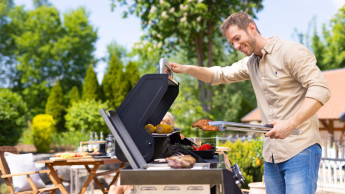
[221,12,260,36]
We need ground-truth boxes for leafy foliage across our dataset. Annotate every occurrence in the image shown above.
[0,0,16,87]
[112,0,264,113]
[311,5,345,70]
[32,114,55,153]
[131,41,161,75]
[0,89,27,146]
[64,99,109,135]
[21,81,49,118]
[82,64,101,101]
[68,86,80,107]
[2,5,97,117]
[125,61,140,91]
[101,53,127,109]
[45,80,65,131]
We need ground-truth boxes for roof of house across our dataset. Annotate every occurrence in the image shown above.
[241,68,345,122]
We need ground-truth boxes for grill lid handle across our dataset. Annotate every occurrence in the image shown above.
[159,58,178,85]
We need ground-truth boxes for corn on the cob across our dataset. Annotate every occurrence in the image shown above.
[155,124,173,134]
[144,124,156,133]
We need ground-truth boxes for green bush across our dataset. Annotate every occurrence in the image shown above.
[65,99,109,135]
[0,89,27,146]
[45,80,65,131]
[32,114,55,153]
[220,137,264,189]
[82,65,101,101]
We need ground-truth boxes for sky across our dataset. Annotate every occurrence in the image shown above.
[14,0,345,82]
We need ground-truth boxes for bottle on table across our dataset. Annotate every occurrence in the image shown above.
[88,132,94,152]
[106,134,115,157]
[99,132,106,155]
[93,132,99,152]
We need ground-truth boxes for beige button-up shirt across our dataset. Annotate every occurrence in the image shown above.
[210,36,330,163]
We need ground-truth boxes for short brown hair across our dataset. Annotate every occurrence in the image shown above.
[221,12,260,36]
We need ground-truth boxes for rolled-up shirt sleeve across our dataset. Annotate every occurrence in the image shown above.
[209,56,251,86]
[286,43,331,105]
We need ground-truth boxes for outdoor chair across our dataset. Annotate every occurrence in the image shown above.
[0,146,59,194]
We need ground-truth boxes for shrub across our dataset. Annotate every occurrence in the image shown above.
[65,99,109,135]
[220,137,264,189]
[32,114,55,153]
[82,65,101,101]
[68,86,80,107]
[45,80,65,131]
[0,89,27,146]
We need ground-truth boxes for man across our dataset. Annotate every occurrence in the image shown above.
[170,12,330,194]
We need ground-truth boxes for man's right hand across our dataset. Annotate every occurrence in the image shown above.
[170,62,188,74]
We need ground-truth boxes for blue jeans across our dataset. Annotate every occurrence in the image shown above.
[264,144,321,194]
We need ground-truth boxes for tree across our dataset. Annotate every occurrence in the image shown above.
[45,80,65,131]
[102,51,127,109]
[33,0,51,8]
[131,41,162,75]
[106,41,128,65]
[21,82,50,118]
[82,64,100,101]
[68,86,80,107]
[111,0,264,113]
[125,61,140,91]
[0,0,17,88]
[311,5,345,70]
[11,6,97,91]
[0,89,27,146]
[5,5,97,117]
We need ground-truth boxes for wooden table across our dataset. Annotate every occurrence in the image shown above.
[36,157,125,194]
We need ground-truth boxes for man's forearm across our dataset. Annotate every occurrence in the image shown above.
[288,97,323,129]
[184,65,214,83]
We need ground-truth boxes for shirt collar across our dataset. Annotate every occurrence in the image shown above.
[261,36,279,54]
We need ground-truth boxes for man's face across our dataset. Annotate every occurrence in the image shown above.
[225,24,256,56]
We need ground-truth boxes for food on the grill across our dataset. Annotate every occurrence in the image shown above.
[192,119,219,131]
[166,155,196,169]
[145,124,156,133]
[155,124,173,134]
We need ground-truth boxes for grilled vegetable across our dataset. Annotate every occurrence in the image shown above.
[197,144,212,151]
[155,124,173,134]
[144,124,156,133]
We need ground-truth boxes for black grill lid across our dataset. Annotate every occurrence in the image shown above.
[101,72,179,168]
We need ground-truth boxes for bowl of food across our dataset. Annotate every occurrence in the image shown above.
[183,143,216,159]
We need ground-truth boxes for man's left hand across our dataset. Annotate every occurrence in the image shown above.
[264,120,296,139]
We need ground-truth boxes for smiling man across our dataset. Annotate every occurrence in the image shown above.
[170,12,330,194]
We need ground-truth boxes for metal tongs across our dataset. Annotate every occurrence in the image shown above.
[208,121,302,135]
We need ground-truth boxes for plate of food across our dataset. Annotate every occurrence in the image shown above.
[50,152,92,161]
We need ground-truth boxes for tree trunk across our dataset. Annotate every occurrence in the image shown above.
[195,32,210,115]
[206,20,214,112]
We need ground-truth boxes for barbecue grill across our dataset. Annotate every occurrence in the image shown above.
[100,58,243,194]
